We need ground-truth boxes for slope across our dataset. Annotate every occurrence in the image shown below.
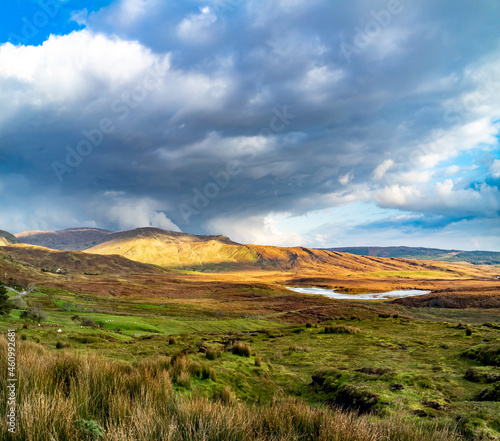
[0,229,19,246]
[87,227,258,269]
[84,227,477,277]
[16,228,117,251]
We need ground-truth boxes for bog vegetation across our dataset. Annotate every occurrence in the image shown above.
[0,337,461,441]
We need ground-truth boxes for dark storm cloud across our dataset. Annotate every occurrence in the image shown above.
[0,0,499,244]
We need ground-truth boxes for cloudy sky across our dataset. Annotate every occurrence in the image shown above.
[0,0,499,250]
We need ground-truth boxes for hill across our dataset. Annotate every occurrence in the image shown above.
[16,228,117,251]
[87,227,258,269]
[84,227,474,276]
[0,229,19,246]
[324,246,500,265]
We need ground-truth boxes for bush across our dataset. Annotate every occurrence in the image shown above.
[56,341,70,349]
[325,325,361,335]
[378,313,391,319]
[20,307,47,323]
[205,348,221,360]
[335,384,380,414]
[213,386,234,405]
[232,342,251,357]
[10,296,28,310]
[201,365,216,381]
[169,336,177,345]
[80,318,96,327]
[465,328,472,336]
[305,323,312,328]
[255,356,262,367]
[0,283,13,316]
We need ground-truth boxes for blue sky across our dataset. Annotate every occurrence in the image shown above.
[0,0,499,250]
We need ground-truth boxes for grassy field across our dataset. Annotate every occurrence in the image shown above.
[1,280,499,440]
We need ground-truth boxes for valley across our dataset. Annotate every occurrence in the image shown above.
[0,227,499,440]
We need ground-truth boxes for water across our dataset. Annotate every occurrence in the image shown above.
[286,286,431,300]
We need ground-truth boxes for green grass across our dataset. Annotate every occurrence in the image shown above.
[1,285,500,439]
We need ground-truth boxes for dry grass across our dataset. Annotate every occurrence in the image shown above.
[0,336,461,441]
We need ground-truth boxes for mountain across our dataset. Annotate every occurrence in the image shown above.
[0,230,18,246]
[13,226,479,276]
[86,227,258,269]
[323,246,500,265]
[85,227,468,275]
[16,228,117,251]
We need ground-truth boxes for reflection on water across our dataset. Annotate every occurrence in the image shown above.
[286,286,431,300]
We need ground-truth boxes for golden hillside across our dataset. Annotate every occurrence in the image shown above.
[87,227,258,269]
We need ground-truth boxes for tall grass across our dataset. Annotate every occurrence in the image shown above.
[0,336,460,440]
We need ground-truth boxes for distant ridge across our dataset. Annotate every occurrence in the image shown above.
[16,228,117,251]
[12,226,485,274]
[323,246,500,265]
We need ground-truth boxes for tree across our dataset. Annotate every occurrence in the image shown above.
[20,307,47,323]
[0,282,13,316]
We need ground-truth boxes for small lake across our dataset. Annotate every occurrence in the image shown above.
[286,286,431,300]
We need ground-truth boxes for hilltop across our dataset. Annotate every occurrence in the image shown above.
[0,229,19,246]
[16,228,116,251]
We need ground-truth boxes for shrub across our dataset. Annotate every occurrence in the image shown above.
[213,386,234,405]
[335,384,380,414]
[232,342,251,357]
[205,348,221,360]
[325,325,361,335]
[10,296,28,310]
[378,313,391,319]
[169,336,177,345]
[0,283,13,316]
[255,356,262,367]
[56,341,71,349]
[176,371,191,388]
[305,323,312,328]
[201,365,216,381]
[20,307,47,323]
[80,318,96,327]
[78,419,103,440]
[465,328,472,336]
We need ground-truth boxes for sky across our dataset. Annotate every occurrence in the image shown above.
[0,0,499,250]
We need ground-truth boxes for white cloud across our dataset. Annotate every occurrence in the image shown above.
[206,214,305,246]
[338,171,353,185]
[491,159,500,178]
[376,180,500,218]
[373,159,394,179]
[90,196,181,232]
[177,7,217,43]
[0,30,163,105]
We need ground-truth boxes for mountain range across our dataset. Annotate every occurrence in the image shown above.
[0,227,480,277]
[325,246,500,265]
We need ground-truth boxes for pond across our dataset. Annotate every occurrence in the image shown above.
[286,286,431,300]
